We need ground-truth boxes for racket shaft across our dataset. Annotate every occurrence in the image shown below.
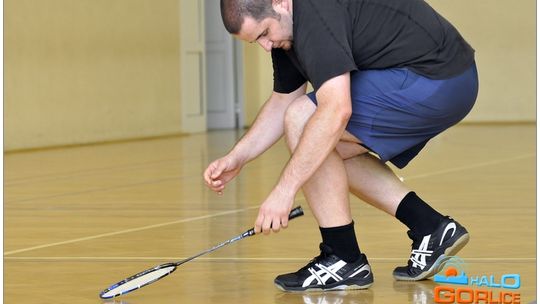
[175,206,303,266]
[99,206,304,298]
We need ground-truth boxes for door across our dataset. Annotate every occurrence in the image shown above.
[180,0,207,133]
[204,0,242,129]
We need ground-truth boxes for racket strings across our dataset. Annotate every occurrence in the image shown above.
[100,265,176,299]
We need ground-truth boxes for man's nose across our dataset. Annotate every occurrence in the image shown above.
[257,38,273,52]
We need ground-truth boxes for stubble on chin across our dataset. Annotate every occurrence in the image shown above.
[282,41,292,50]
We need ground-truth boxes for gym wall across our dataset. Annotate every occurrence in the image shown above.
[4,0,535,151]
[5,0,183,151]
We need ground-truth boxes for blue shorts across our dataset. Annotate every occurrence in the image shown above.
[307,63,479,168]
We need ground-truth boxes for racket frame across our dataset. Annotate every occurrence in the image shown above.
[100,263,178,299]
[99,206,303,299]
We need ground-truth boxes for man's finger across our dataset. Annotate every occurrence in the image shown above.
[281,217,289,229]
[262,216,272,235]
[254,214,264,234]
[211,161,227,179]
[271,217,281,233]
[203,166,213,186]
[204,162,221,184]
[206,180,222,192]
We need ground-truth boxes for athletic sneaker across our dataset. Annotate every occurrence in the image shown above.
[393,216,470,281]
[274,243,374,291]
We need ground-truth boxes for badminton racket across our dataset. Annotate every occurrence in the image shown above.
[99,206,304,299]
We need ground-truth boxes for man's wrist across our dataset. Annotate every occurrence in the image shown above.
[276,173,301,198]
[228,146,249,165]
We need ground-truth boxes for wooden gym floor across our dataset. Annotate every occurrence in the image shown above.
[4,123,536,303]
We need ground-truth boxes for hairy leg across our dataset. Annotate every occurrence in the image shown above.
[284,96,352,227]
[285,96,410,222]
[341,147,410,216]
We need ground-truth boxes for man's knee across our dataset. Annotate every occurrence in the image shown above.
[336,141,370,160]
[284,95,316,134]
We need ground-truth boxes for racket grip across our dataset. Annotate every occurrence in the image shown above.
[243,206,304,237]
[288,206,304,220]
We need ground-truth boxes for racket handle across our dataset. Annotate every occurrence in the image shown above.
[243,206,304,237]
[288,206,304,220]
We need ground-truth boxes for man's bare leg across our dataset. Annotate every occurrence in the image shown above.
[336,141,410,216]
[283,96,352,228]
[336,134,469,282]
[280,95,467,285]
[275,95,374,292]
[283,96,411,223]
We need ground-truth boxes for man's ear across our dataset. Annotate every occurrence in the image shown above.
[272,0,289,12]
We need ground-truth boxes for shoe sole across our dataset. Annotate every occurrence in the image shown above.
[274,281,373,292]
[393,232,470,281]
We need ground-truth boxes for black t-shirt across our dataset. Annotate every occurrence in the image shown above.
[272,0,475,93]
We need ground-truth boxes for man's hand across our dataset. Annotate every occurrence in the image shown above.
[254,186,295,234]
[203,155,243,195]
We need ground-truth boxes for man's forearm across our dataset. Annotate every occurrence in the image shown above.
[277,104,350,195]
[230,96,286,163]
[230,85,306,164]
[276,74,352,196]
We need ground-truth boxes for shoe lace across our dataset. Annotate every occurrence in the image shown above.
[300,243,333,271]
[406,231,433,268]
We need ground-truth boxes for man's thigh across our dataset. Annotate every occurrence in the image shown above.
[307,64,479,168]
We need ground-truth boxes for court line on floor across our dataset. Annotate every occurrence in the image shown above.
[6,152,533,205]
[4,157,187,186]
[3,206,259,256]
[4,129,247,185]
[4,158,286,204]
[5,175,188,204]
[403,153,534,181]
[4,153,533,256]
[4,256,535,262]
[3,134,214,185]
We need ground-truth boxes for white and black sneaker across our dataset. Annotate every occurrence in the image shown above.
[274,243,374,291]
[393,216,470,281]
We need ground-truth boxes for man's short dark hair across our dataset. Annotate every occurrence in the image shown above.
[220,0,279,34]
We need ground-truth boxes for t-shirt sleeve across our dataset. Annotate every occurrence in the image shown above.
[295,0,358,91]
[271,48,307,94]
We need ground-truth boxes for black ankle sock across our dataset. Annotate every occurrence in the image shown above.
[395,192,445,235]
[319,221,361,263]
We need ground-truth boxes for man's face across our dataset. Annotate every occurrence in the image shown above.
[236,5,293,52]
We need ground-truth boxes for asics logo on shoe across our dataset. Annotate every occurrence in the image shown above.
[350,264,371,278]
[410,235,433,270]
[440,222,457,245]
[303,261,347,287]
